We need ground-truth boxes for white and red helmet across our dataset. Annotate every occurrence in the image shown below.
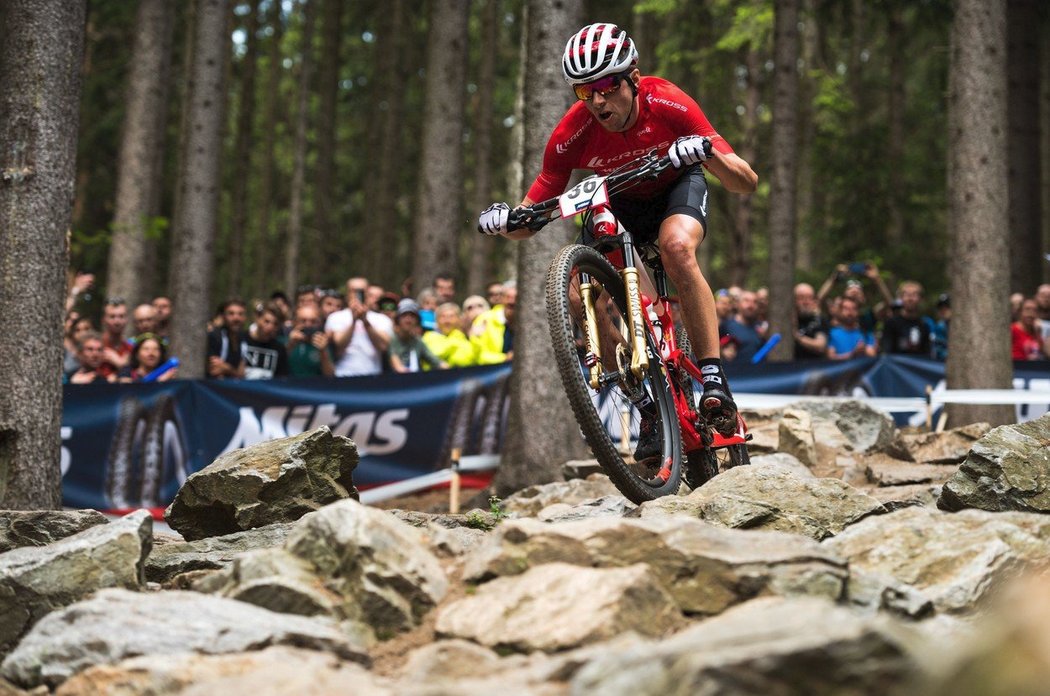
[562,23,638,85]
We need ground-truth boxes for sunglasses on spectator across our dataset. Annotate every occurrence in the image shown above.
[378,301,398,311]
[106,297,126,306]
[573,73,626,102]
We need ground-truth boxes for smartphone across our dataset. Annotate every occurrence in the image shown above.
[848,262,868,274]
[354,289,365,303]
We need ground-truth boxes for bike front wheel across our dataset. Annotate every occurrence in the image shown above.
[546,244,683,503]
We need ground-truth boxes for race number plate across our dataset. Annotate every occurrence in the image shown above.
[558,175,610,218]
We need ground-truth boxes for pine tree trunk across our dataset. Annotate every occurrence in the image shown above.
[494,0,586,496]
[411,0,470,292]
[312,0,343,284]
[225,0,261,297]
[729,50,760,288]
[253,0,284,299]
[107,0,175,309]
[1007,0,1042,294]
[466,0,500,296]
[362,0,407,289]
[169,0,230,379]
[0,0,85,509]
[284,0,317,298]
[795,0,820,273]
[945,0,1014,427]
[766,0,800,362]
[885,2,906,247]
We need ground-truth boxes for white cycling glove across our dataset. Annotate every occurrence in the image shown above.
[668,135,712,168]
[478,202,510,235]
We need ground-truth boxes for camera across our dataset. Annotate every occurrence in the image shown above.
[354,289,365,303]
[848,262,869,274]
[301,327,320,338]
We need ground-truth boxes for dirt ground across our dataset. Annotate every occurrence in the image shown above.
[369,487,491,514]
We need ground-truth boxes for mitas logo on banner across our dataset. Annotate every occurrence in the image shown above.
[221,403,410,456]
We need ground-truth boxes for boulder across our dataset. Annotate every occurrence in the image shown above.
[636,461,885,540]
[196,498,447,638]
[570,596,921,694]
[865,484,940,511]
[0,588,368,689]
[165,427,358,540]
[535,495,635,523]
[0,510,109,553]
[561,459,603,480]
[749,452,814,477]
[786,399,911,459]
[500,475,620,517]
[938,415,1050,512]
[823,506,1050,614]
[54,646,390,696]
[902,423,992,464]
[865,458,956,487]
[0,510,151,655]
[144,522,293,583]
[463,517,846,616]
[436,562,684,653]
[777,409,818,468]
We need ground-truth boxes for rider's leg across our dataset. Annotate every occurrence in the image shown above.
[658,213,737,433]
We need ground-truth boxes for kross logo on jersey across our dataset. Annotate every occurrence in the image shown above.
[645,94,688,113]
[555,121,592,154]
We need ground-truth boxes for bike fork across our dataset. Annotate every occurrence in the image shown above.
[618,235,649,380]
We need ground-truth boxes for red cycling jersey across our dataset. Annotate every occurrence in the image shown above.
[526,76,735,204]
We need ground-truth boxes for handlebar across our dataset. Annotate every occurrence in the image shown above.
[506,150,674,233]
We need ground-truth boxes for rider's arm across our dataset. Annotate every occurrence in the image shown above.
[704,151,758,194]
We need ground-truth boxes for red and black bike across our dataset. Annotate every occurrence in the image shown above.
[507,150,750,503]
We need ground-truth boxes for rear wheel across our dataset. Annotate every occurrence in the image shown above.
[685,443,751,491]
[546,245,683,503]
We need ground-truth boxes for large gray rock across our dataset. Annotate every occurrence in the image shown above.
[0,510,109,553]
[437,562,684,653]
[778,409,818,468]
[54,646,390,696]
[535,495,635,523]
[165,427,358,540]
[824,506,1050,614]
[196,499,447,638]
[865,458,956,487]
[0,588,368,689]
[145,522,293,583]
[938,415,1050,512]
[637,461,885,540]
[786,400,912,460]
[0,510,151,655]
[902,423,992,464]
[500,475,620,517]
[463,517,846,615]
[570,596,922,695]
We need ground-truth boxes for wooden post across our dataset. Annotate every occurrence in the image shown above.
[449,447,461,514]
[925,385,933,432]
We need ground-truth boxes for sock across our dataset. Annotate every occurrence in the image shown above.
[698,358,724,391]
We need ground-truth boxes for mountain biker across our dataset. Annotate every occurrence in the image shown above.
[478,23,758,453]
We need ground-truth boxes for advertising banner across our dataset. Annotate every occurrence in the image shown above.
[62,357,1048,510]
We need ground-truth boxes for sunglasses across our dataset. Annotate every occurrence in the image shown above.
[573,73,625,102]
[379,302,398,311]
[105,297,126,306]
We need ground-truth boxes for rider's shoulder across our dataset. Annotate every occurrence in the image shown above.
[639,77,696,109]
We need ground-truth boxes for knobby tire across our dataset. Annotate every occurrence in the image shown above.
[546,245,683,503]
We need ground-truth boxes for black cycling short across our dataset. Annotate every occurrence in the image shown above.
[607,163,709,245]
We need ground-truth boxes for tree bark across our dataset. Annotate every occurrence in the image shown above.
[253,0,284,299]
[311,0,343,283]
[728,49,760,288]
[284,0,317,298]
[107,0,176,309]
[885,2,906,248]
[466,0,500,296]
[225,0,261,297]
[362,0,406,288]
[0,0,85,509]
[766,0,800,362]
[169,0,230,379]
[494,0,586,496]
[1006,0,1042,294]
[945,0,1014,427]
[411,0,470,292]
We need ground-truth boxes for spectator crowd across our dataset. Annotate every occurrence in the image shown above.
[717,262,1050,364]
[62,272,518,383]
[61,262,1050,384]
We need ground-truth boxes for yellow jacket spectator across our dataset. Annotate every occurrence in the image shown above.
[423,303,478,368]
[470,287,516,364]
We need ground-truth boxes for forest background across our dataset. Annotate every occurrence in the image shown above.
[72,0,1050,317]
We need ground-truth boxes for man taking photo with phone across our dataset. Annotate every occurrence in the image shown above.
[324,276,393,377]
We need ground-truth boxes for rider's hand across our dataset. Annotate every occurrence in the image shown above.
[478,202,510,236]
[668,136,712,168]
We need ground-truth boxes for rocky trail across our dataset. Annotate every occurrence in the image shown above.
[1,404,1048,695]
